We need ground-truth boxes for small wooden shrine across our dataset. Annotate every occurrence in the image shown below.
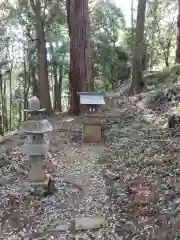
[78,92,105,143]
[20,96,53,186]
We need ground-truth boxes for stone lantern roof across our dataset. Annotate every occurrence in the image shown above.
[20,120,53,134]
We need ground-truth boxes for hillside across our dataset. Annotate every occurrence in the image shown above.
[0,72,180,239]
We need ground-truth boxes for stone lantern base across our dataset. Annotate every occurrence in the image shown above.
[26,174,50,187]
[26,155,49,186]
[24,173,56,197]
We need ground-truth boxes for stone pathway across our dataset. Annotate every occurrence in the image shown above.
[0,114,112,239]
[0,104,131,239]
[41,126,108,238]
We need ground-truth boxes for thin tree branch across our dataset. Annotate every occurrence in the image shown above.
[29,0,36,13]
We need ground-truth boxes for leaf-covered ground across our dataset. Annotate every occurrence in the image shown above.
[103,95,180,240]
[0,93,180,239]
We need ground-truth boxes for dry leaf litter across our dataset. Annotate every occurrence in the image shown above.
[0,93,180,239]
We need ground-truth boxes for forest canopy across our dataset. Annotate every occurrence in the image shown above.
[0,0,178,131]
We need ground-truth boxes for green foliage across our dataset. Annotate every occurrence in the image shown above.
[0,0,179,130]
[145,0,176,68]
[143,69,171,85]
[91,0,129,90]
[143,65,180,90]
[170,64,180,76]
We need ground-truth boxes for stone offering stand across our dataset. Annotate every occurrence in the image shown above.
[77,92,105,143]
[20,96,53,189]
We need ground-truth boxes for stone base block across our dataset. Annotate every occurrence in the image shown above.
[27,167,47,183]
[84,114,101,125]
[25,174,50,188]
[24,174,56,197]
[83,124,102,143]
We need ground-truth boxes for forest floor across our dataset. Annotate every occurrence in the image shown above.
[0,92,180,239]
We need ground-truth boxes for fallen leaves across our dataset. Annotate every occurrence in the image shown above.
[103,96,180,239]
[127,176,156,206]
[2,92,180,239]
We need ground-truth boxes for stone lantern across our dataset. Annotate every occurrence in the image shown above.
[20,96,53,184]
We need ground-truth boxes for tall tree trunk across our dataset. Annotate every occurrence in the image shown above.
[49,43,59,111]
[131,0,147,94]
[176,0,180,62]
[0,74,4,135]
[53,68,58,111]
[31,64,39,98]
[36,16,52,114]
[165,57,169,67]
[66,0,91,115]
[9,63,13,131]
[23,53,31,120]
[3,80,8,132]
[88,19,93,91]
[30,0,52,115]
[57,65,63,112]
[131,0,134,54]
[149,0,158,69]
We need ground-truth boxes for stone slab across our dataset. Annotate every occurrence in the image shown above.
[47,219,72,232]
[83,125,102,143]
[25,174,50,187]
[84,114,102,125]
[75,216,105,231]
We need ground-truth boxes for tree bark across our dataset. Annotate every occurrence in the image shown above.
[66,0,91,115]
[131,0,134,54]
[30,0,52,115]
[9,61,13,131]
[53,67,58,111]
[3,80,8,132]
[131,0,147,94]
[57,66,63,112]
[176,0,180,62]
[149,0,158,69]
[31,64,39,98]
[49,44,59,111]
[23,53,29,121]
[0,74,4,135]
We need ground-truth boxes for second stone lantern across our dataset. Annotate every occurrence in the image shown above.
[20,96,53,184]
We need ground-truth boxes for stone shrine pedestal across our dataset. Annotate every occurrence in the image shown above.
[83,124,102,143]
[77,92,105,143]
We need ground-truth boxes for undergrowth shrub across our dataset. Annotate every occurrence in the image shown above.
[170,64,180,76]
